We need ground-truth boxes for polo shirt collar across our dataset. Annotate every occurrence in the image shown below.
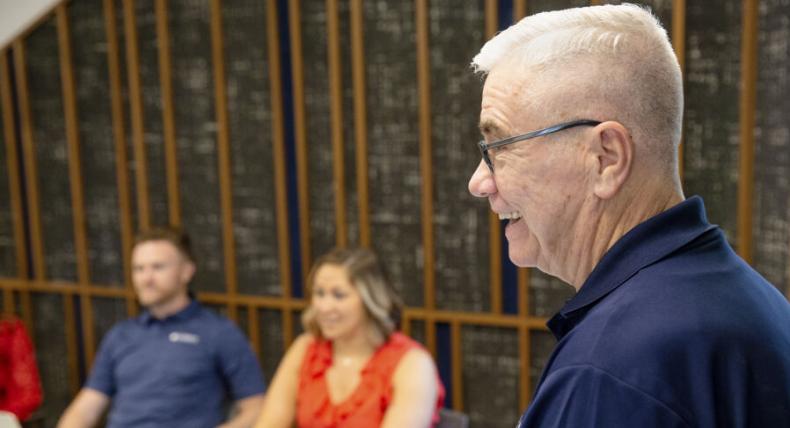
[139,299,200,325]
[548,196,716,339]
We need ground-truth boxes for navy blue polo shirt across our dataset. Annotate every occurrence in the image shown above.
[86,301,265,428]
[519,197,790,427]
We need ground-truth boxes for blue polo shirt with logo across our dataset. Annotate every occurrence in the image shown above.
[519,196,790,427]
[86,300,266,428]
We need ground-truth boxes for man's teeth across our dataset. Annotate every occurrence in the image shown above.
[498,212,522,220]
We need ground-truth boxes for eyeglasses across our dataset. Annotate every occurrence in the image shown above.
[477,119,602,172]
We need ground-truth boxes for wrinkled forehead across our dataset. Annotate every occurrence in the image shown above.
[479,64,552,130]
[483,58,599,120]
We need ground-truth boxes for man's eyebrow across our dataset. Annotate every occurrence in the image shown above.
[478,119,503,137]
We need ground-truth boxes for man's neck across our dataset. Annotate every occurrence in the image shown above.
[147,293,192,320]
[560,188,684,291]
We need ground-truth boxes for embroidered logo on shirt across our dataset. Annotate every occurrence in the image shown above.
[169,331,200,344]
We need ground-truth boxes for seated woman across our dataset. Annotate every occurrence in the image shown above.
[255,247,445,428]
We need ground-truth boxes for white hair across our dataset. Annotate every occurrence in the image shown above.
[472,3,683,176]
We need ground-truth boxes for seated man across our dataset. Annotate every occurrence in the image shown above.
[58,227,265,428]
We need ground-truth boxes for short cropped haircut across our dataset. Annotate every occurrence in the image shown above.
[133,226,195,264]
[302,247,403,340]
[472,3,683,174]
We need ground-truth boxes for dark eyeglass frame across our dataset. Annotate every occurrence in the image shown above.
[477,119,602,172]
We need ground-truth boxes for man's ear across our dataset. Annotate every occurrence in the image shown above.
[181,260,196,285]
[591,121,633,200]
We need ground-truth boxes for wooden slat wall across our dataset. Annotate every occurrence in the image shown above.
[155,0,181,227]
[0,0,782,423]
[209,0,239,321]
[326,0,347,248]
[349,0,370,248]
[0,52,27,316]
[737,0,758,264]
[415,0,437,358]
[672,0,686,178]
[264,0,294,346]
[102,0,136,316]
[122,0,150,230]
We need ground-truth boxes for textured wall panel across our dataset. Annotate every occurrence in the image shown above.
[222,0,281,296]
[0,73,14,278]
[598,0,673,30]
[168,0,224,292]
[300,0,336,261]
[30,294,71,428]
[529,330,555,393]
[339,0,360,249]
[91,297,129,350]
[133,0,171,226]
[363,0,423,306]
[461,326,521,428]
[682,1,741,244]
[408,319,426,346]
[527,0,589,12]
[258,308,284,382]
[26,18,78,282]
[429,0,490,312]
[753,0,790,295]
[69,0,125,286]
[301,0,360,258]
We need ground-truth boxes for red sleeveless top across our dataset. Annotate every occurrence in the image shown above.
[296,332,445,427]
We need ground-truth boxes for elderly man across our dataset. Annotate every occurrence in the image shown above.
[58,227,265,428]
[468,4,790,427]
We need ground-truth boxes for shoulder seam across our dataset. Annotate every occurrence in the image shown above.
[548,363,693,427]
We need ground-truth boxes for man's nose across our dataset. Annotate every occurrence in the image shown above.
[468,159,496,198]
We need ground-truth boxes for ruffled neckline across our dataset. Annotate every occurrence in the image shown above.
[303,333,410,420]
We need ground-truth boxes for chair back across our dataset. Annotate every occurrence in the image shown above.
[436,407,469,428]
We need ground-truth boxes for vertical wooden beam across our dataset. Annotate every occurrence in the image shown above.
[514,0,527,20]
[672,0,686,180]
[105,0,136,316]
[63,292,80,395]
[485,0,502,315]
[266,0,294,344]
[1,52,29,282]
[518,324,531,410]
[11,42,37,329]
[326,0,348,247]
[401,312,411,336]
[57,4,96,365]
[349,0,370,247]
[283,308,295,349]
[737,0,758,264]
[451,321,463,411]
[248,305,261,357]
[1,51,22,317]
[210,0,238,321]
[416,0,436,356]
[155,0,181,227]
[287,0,313,277]
[13,42,46,285]
[122,0,150,230]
